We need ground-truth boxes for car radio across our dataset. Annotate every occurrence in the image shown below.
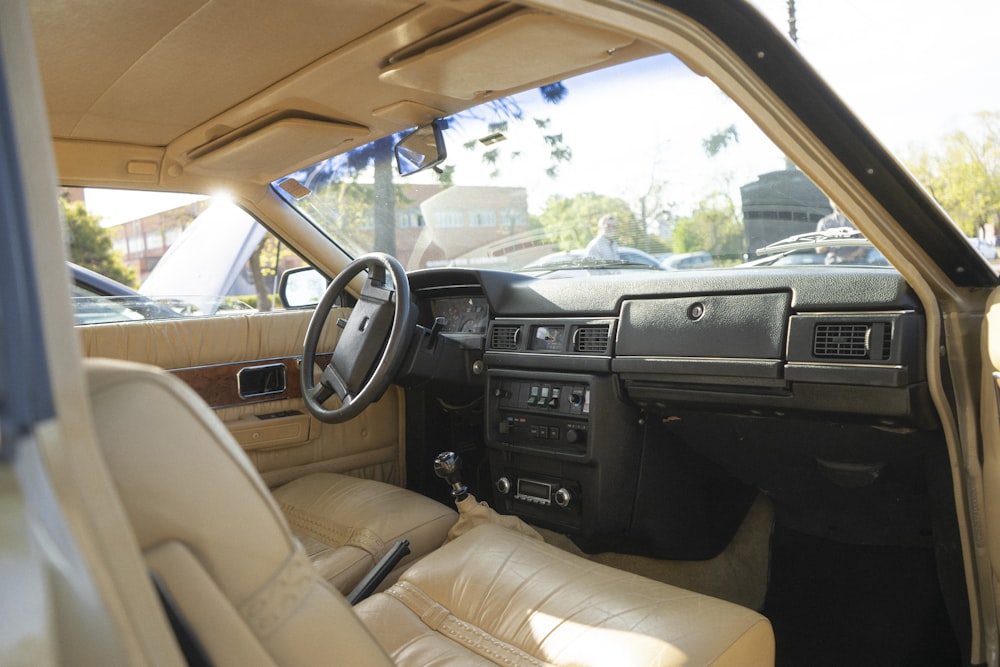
[494,472,580,513]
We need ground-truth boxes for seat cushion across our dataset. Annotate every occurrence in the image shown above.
[85,358,396,666]
[272,472,457,593]
[355,523,774,667]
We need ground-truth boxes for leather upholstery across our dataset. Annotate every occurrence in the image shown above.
[85,358,774,666]
[78,310,335,368]
[272,472,456,593]
[84,357,395,666]
[356,523,775,667]
[78,310,407,485]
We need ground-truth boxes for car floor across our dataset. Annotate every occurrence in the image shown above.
[536,497,963,666]
[762,524,961,666]
[535,493,774,611]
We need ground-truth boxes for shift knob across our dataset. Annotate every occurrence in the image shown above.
[434,451,469,501]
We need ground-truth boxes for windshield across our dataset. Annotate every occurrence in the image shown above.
[275,22,998,273]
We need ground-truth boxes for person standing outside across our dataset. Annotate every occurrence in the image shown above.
[586,214,621,260]
[815,201,866,264]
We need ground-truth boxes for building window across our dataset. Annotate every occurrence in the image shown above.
[145,229,163,250]
[469,210,496,227]
[127,234,144,256]
[397,210,425,228]
[164,226,183,245]
[434,211,464,228]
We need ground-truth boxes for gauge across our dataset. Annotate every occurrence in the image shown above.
[431,296,489,333]
[529,324,565,351]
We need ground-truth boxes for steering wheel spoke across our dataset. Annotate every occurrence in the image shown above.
[317,363,350,401]
[300,253,412,423]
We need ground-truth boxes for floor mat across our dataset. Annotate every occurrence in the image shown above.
[536,493,774,610]
[762,526,961,666]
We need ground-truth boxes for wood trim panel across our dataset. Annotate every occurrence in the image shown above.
[170,354,332,409]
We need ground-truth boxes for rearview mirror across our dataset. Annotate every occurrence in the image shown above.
[395,120,447,176]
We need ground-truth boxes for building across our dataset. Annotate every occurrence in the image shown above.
[740,169,831,257]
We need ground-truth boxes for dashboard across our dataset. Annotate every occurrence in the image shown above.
[407,265,935,551]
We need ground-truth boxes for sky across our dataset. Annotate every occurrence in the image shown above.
[748,0,1000,154]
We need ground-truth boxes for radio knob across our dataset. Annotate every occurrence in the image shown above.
[565,428,579,444]
[496,477,512,495]
[554,487,572,508]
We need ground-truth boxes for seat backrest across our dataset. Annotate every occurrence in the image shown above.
[84,358,394,667]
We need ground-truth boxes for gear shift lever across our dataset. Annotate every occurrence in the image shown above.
[433,450,543,543]
[434,451,469,502]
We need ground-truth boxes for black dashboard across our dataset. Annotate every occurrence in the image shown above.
[409,266,927,424]
[406,265,934,551]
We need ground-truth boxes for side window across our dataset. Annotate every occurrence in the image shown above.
[62,188,307,324]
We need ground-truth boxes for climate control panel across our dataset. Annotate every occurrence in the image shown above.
[493,378,589,415]
[486,369,643,540]
[498,414,588,447]
[489,376,590,452]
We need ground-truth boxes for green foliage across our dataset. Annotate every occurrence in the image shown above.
[537,193,637,250]
[702,125,740,157]
[640,234,672,255]
[226,295,264,310]
[61,194,137,288]
[906,111,1000,236]
[463,113,572,179]
[672,194,744,260]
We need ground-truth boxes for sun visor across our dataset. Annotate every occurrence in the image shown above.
[379,11,634,100]
[185,117,369,181]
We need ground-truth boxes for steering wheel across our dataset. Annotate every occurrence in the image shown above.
[301,253,412,423]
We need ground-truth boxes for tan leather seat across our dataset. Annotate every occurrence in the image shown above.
[357,522,774,666]
[272,472,457,593]
[85,358,774,666]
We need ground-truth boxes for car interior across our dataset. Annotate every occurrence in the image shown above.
[4,0,1000,666]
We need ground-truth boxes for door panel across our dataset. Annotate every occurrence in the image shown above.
[77,309,406,487]
[981,289,1000,629]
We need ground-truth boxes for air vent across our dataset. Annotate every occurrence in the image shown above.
[813,322,892,360]
[490,324,521,350]
[574,325,611,353]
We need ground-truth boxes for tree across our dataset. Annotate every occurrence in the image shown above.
[672,193,744,261]
[702,125,739,158]
[247,234,300,311]
[907,111,1000,237]
[291,84,572,263]
[61,193,137,287]
[537,193,635,250]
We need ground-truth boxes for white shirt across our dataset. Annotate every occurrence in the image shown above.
[585,235,619,260]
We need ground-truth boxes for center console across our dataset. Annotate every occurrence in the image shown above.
[485,368,642,543]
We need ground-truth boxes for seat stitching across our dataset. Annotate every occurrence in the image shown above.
[239,549,315,637]
[279,502,387,560]
[386,582,552,667]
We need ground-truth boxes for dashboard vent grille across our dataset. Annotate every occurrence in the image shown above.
[574,325,611,353]
[490,325,521,350]
[813,322,892,360]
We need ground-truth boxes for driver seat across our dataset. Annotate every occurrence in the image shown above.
[86,358,774,666]
[271,471,457,593]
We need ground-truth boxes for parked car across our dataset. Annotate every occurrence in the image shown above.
[520,246,665,276]
[970,237,998,261]
[69,262,180,324]
[5,0,1000,665]
[70,262,254,324]
[660,250,715,270]
[740,229,890,267]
